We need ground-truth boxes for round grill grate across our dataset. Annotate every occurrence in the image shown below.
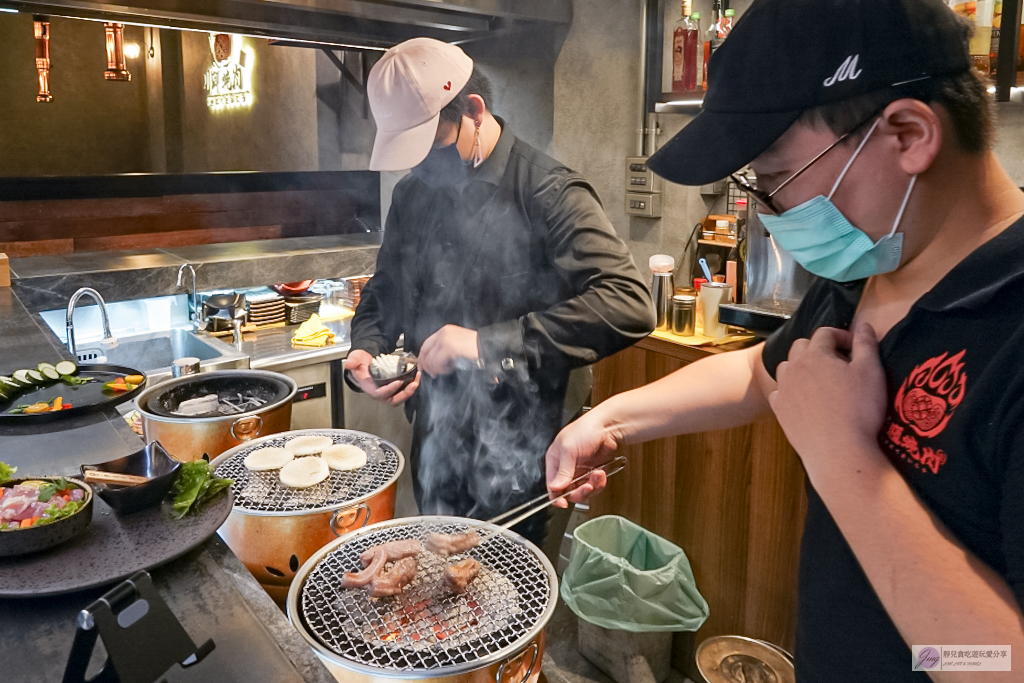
[213,430,401,514]
[297,518,554,673]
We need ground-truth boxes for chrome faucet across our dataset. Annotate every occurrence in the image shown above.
[176,263,200,331]
[66,288,117,359]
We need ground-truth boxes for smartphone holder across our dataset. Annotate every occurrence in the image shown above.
[63,571,215,683]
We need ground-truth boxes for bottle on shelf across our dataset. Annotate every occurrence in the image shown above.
[692,12,703,88]
[703,2,734,90]
[671,1,700,92]
[989,0,1002,77]
[702,0,721,90]
[721,8,736,38]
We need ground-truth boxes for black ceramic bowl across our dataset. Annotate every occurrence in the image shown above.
[81,441,181,515]
[0,476,93,557]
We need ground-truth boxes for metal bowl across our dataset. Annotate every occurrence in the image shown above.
[369,353,418,389]
[81,441,181,515]
[0,477,93,557]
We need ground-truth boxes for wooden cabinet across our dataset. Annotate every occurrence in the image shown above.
[589,335,807,681]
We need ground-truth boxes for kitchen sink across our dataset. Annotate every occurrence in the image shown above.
[77,328,249,384]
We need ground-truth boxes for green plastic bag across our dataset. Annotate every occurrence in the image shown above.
[561,515,709,633]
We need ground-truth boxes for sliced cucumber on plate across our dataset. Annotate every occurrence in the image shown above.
[12,369,33,386]
[26,369,46,385]
[54,360,78,376]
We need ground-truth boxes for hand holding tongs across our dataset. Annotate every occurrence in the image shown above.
[479,456,627,542]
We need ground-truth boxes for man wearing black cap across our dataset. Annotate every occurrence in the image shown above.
[548,0,1024,679]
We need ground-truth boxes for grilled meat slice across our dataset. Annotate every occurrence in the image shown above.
[368,556,418,597]
[425,531,481,557]
[444,557,481,593]
[359,539,422,567]
[341,548,387,588]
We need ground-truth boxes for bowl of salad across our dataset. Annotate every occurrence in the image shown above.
[0,463,93,557]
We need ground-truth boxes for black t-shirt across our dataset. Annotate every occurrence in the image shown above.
[762,216,1024,682]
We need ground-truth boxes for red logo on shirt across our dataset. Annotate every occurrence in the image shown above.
[883,350,967,475]
[894,350,967,438]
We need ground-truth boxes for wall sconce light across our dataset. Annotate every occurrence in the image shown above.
[33,15,52,102]
[103,22,131,81]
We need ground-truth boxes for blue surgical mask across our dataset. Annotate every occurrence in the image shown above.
[759,119,917,282]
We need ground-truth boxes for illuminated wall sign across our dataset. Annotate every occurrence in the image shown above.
[204,34,254,111]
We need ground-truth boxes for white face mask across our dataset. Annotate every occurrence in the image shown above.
[759,119,918,282]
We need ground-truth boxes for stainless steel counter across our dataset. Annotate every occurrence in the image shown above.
[241,315,353,373]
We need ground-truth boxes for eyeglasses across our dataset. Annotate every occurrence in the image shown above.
[730,113,879,216]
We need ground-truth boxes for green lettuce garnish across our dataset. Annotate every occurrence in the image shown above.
[35,500,84,526]
[0,462,16,485]
[37,477,74,502]
[171,460,233,519]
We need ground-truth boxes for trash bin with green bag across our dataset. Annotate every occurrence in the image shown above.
[561,515,709,683]
[562,514,709,631]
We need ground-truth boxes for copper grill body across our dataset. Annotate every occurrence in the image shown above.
[212,429,404,606]
[288,516,557,683]
[103,22,131,81]
[33,16,52,102]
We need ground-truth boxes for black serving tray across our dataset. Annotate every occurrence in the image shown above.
[0,487,233,598]
[0,364,146,426]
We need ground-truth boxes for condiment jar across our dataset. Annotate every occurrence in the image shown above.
[699,282,732,338]
[649,254,676,332]
[671,295,696,336]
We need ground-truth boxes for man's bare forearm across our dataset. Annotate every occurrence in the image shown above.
[589,343,774,445]
[813,444,1024,682]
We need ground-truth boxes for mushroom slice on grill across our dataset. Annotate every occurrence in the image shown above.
[425,530,481,557]
[444,557,481,593]
[358,539,422,567]
[368,556,418,598]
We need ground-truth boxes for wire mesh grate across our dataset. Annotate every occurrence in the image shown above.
[298,519,553,672]
[213,431,400,513]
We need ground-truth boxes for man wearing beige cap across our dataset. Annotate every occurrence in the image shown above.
[345,37,654,544]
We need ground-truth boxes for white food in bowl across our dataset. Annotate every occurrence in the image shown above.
[284,435,334,457]
[279,456,329,488]
[243,446,294,472]
[322,444,367,471]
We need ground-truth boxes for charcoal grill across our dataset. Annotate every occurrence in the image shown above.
[287,515,557,683]
[211,429,404,606]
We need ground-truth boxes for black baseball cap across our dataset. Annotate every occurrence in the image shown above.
[648,0,972,186]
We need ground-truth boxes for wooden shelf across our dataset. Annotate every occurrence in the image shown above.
[698,239,736,248]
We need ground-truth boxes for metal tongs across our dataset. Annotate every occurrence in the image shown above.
[478,456,627,543]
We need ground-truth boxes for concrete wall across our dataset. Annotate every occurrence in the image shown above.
[552,0,715,286]
[180,33,318,173]
[0,15,150,176]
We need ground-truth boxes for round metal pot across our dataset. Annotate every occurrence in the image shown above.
[137,370,297,463]
[210,429,405,606]
[287,516,557,683]
[310,633,544,683]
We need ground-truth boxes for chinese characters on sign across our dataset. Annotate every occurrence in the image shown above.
[204,34,254,111]
[912,645,1011,672]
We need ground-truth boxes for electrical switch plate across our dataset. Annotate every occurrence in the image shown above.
[625,192,662,218]
[625,157,662,194]
[700,179,727,196]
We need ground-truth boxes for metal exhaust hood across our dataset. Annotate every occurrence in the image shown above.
[2,0,571,49]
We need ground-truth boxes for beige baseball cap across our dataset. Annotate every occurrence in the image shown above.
[367,38,474,172]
